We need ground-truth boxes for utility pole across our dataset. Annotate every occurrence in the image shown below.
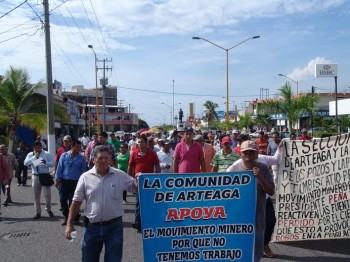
[43,0,55,154]
[97,58,112,131]
[311,86,315,137]
[172,80,175,127]
[118,99,125,131]
[334,76,339,133]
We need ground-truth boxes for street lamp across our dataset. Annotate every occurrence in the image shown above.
[278,73,299,95]
[161,103,172,125]
[192,35,260,131]
[161,102,181,126]
[222,96,235,110]
[88,44,100,133]
[279,73,300,131]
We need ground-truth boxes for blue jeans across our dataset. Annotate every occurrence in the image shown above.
[82,218,123,262]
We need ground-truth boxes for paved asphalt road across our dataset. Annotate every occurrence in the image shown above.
[1,174,350,262]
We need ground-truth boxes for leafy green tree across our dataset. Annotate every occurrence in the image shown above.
[0,66,68,151]
[138,119,149,129]
[259,82,319,130]
[338,116,350,133]
[254,113,271,130]
[312,114,324,129]
[203,100,219,125]
[237,113,254,130]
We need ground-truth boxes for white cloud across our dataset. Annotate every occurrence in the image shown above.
[1,0,350,127]
[288,57,332,80]
[56,0,347,38]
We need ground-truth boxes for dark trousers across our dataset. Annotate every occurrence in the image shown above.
[59,180,79,219]
[1,178,12,202]
[123,191,127,201]
[264,197,276,245]
[17,162,28,185]
[134,192,141,227]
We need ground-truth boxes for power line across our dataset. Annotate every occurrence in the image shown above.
[26,1,44,24]
[51,34,89,85]
[0,27,40,44]
[50,0,92,66]
[3,27,42,54]
[88,0,112,58]
[0,22,37,35]
[0,0,28,19]
[49,0,70,13]
[116,85,261,98]
[79,0,105,56]
[62,1,90,45]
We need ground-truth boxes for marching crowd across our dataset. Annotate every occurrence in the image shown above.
[0,127,313,261]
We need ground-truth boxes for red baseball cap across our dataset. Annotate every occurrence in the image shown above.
[221,136,232,145]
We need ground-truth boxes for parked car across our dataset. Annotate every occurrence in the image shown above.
[249,131,266,138]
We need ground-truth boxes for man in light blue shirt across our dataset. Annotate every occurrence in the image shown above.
[24,141,54,219]
[55,140,86,225]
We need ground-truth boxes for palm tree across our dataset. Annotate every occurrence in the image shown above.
[259,82,319,131]
[237,113,254,131]
[254,113,271,130]
[203,100,219,124]
[0,66,68,151]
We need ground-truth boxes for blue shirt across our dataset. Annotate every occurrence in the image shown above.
[24,150,54,174]
[55,150,87,181]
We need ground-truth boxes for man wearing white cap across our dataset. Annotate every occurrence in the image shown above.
[298,128,312,141]
[227,141,274,262]
[54,135,72,172]
[231,130,239,149]
[157,139,174,173]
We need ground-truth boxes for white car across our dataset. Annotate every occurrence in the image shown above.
[249,131,262,138]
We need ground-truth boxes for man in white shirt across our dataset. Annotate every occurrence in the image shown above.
[128,134,137,150]
[65,145,137,261]
[81,133,90,150]
[157,139,174,173]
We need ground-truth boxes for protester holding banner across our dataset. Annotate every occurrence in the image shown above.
[289,132,297,140]
[254,140,285,258]
[227,140,275,262]
[65,145,138,262]
[128,135,160,232]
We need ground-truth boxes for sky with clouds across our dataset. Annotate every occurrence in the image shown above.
[1,0,350,127]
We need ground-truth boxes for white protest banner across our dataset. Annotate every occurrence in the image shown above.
[274,134,350,242]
